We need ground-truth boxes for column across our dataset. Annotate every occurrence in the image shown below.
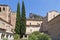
[4,34,7,38]
[27,35,28,39]
[11,35,14,40]
[23,35,25,39]
[8,35,10,39]
[0,33,2,39]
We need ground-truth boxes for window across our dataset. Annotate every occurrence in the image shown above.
[3,7,5,11]
[0,7,1,12]
[30,23,31,25]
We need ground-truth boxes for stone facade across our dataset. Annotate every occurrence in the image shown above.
[26,19,42,34]
[0,5,15,39]
[0,4,60,40]
[42,10,60,40]
[47,10,59,21]
[0,5,11,22]
[47,14,60,40]
[11,12,16,29]
[42,10,60,32]
[0,18,13,39]
[0,4,43,39]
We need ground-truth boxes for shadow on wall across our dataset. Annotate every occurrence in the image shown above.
[39,23,48,34]
[39,23,43,32]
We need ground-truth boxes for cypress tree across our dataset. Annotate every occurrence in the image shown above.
[15,2,20,34]
[20,1,26,37]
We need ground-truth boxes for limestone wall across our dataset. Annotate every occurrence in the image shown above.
[0,6,11,22]
[26,20,42,34]
[47,11,59,21]
[48,15,60,36]
[11,12,16,29]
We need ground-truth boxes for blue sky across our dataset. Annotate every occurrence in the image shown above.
[0,0,60,17]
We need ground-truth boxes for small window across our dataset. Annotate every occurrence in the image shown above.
[30,23,31,25]
[3,7,5,11]
[0,7,1,12]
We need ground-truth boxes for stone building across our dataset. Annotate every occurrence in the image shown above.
[0,4,16,39]
[42,10,60,32]
[25,13,43,38]
[42,10,60,40]
[47,13,60,40]
[0,4,43,39]
[0,4,60,40]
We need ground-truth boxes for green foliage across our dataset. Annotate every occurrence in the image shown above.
[15,1,26,38]
[14,34,20,40]
[28,31,51,40]
[15,2,20,34]
[20,1,26,35]
[32,31,40,35]
[3,38,8,40]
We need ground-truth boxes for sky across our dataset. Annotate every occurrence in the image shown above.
[0,0,60,18]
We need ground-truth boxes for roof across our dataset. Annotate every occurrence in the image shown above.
[0,4,8,6]
[0,28,6,30]
[29,13,43,20]
[48,14,60,23]
[48,10,60,13]
[26,18,42,21]
[0,18,13,26]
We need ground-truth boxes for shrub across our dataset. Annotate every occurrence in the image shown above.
[13,34,20,40]
[28,31,51,40]
[3,38,8,40]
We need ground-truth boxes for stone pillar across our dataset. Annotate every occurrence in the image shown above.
[23,35,25,39]
[8,35,10,39]
[4,34,7,38]
[0,33,2,39]
[27,35,28,39]
[11,35,14,39]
